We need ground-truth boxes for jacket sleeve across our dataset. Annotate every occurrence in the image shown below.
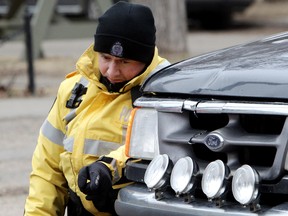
[103,145,128,184]
[24,92,68,215]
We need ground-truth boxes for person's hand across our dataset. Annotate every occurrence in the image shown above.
[78,161,113,212]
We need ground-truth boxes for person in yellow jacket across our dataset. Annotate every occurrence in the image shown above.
[24,1,170,216]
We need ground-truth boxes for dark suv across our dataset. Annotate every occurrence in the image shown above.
[186,0,254,28]
[115,31,288,216]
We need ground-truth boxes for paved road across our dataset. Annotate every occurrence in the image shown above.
[0,97,55,215]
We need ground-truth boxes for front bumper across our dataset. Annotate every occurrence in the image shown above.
[115,184,288,216]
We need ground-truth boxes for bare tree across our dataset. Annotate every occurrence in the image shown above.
[131,0,187,55]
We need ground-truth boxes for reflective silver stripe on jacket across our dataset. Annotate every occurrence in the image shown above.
[64,111,77,124]
[110,158,120,183]
[84,139,121,156]
[41,119,65,146]
[63,136,74,152]
[64,77,89,123]
[63,136,120,156]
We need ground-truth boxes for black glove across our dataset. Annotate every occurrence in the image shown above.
[78,161,115,213]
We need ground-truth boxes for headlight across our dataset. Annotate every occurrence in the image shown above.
[232,165,260,205]
[125,108,159,159]
[144,154,172,190]
[170,157,199,196]
[201,160,229,199]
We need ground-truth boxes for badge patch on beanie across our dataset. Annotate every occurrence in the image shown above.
[110,42,123,57]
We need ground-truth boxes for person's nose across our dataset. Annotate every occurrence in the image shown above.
[107,61,120,77]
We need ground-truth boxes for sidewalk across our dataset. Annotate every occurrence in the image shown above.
[0,96,55,216]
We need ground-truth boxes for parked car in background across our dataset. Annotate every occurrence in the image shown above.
[0,0,8,16]
[55,0,255,28]
[115,31,288,215]
[0,0,254,29]
[186,0,255,28]
[56,0,100,20]
[0,0,124,20]
[56,0,125,20]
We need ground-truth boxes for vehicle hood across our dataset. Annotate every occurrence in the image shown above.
[142,32,288,101]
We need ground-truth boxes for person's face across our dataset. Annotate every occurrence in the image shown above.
[98,53,146,84]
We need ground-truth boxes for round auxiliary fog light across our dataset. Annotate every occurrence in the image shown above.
[232,165,260,205]
[201,160,228,199]
[144,154,172,190]
[170,157,199,195]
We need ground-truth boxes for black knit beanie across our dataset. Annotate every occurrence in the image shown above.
[94,1,156,64]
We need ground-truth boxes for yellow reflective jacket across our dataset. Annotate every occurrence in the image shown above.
[24,44,169,216]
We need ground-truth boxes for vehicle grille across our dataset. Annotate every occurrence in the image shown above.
[155,99,288,182]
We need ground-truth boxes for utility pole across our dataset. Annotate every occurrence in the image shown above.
[24,4,35,94]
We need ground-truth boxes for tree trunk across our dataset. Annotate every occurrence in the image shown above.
[131,0,187,54]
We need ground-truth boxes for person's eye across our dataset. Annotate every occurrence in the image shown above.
[101,54,110,60]
[122,60,130,64]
